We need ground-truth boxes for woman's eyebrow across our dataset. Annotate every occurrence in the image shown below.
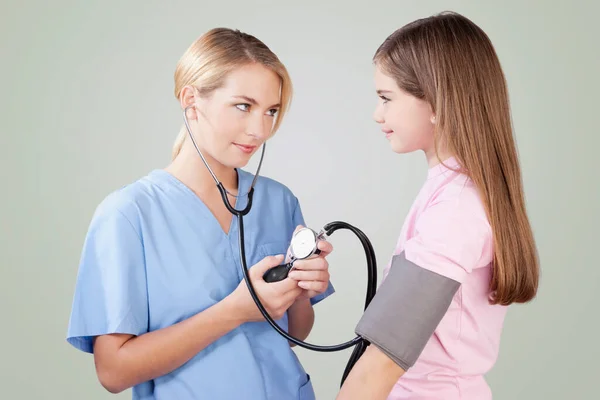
[232,95,280,108]
[233,95,258,105]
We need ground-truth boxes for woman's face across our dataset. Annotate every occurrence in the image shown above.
[372,66,436,156]
[185,63,282,169]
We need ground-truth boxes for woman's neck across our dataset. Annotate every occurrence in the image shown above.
[165,145,238,196]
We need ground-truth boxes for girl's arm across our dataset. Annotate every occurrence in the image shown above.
[336,252,461,400]
[336,346,405,400]
[336,199,489,399]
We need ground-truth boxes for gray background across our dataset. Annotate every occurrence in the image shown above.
[2,0,598,399]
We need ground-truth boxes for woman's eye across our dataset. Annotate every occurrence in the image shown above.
[236,103,278,116]
[379,95,390,104]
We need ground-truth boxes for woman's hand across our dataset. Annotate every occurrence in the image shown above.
[288,226,333,299]
[231,255,304,323]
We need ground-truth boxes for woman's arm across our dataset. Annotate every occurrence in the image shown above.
[93,255,302,394]
[93,295,242,393]
[287,298,315,344]
[286,237,333,345]
[336,346,405,400]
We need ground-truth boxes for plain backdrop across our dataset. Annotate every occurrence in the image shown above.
[1,0,598,399]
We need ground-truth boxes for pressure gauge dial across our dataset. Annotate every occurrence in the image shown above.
[290,228,320,260]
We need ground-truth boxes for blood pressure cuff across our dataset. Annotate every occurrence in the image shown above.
[354,252,460,370]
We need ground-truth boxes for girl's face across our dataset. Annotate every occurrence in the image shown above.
[372,66,436,158]
[184,63,282,169]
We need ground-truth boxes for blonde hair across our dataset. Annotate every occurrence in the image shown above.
[374,12,539,305]
[171,28,293,160]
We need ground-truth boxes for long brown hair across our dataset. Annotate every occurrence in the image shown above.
[171,28,293,160]
[374,11,539,305]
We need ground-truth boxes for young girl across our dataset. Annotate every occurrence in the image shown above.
[66,28,334,400]
[337,11,539,400]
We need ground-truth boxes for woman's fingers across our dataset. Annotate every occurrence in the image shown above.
[297,280,329,292]
[316,239,333,256]
[270,277,302,293]
[292,257,328,271]
[288,270,329,282]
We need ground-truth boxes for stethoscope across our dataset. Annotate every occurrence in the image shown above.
[183,105,378,386]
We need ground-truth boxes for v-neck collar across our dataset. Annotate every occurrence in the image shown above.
[146,168,251,238]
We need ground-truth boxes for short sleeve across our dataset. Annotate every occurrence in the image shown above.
[66,202,148,353]
[291,198,335,306]
[403,199,491,284]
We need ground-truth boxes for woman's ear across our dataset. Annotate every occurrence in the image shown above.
[430,114,436,124]
[180,85,199,120]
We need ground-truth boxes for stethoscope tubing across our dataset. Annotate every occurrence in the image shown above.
[183,106,377,386]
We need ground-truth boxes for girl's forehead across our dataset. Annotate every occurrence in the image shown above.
[374,69,399,91]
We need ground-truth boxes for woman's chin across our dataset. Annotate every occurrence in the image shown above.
[224,155,251,170]
[227,150,262,169]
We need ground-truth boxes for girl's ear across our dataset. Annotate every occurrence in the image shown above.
[430,114,436,124]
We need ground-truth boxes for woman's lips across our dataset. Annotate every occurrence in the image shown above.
[234,143,257,154]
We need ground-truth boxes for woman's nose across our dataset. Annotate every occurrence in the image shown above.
[247,116,271,139]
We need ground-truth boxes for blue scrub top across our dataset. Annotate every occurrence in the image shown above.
[66,168,334,399]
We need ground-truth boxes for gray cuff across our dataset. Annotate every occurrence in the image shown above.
[355,252,460,370]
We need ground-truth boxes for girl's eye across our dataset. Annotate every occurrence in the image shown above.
[379,95,390,104]
[266,108,278,117]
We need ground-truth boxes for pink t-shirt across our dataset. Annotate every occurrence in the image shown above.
[384,157,507,400]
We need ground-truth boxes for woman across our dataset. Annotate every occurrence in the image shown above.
[67,28,334,400]
[337,12,539,400]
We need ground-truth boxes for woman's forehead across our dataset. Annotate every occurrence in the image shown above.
[218,65,281,105]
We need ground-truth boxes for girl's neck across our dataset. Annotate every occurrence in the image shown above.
[424,147,454,169]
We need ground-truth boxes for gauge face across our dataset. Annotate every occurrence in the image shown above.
[291,228,317,259]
